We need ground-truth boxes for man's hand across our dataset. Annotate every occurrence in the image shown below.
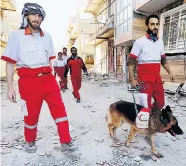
[162,63,174,82]
[169,73,174,82]
[131,79,139,88]
[7,87,17,103]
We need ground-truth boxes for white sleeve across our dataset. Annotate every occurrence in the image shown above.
[129,40,141,59]
[1,32,19,64]
[48,35,56,60]
[53,60,57,67]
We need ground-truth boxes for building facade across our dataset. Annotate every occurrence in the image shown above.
[135,0,186,83]
[84,0,115,74]
[113,0,186,83]
[1,0,19,79]
[66,13,95,62]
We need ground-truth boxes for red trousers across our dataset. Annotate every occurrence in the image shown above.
[54,67,67,89]
[138,82,165,109]
[18,74,71,143]
[71,76,81,100]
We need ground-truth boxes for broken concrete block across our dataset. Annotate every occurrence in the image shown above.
[134,156,141,162]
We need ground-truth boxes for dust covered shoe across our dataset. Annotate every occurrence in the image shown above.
[24,142,37,153]
[76,99,80,103]
[61,142,78,152]
[62,88,65,92]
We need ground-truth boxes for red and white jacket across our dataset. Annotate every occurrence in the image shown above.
[128,34,166,83]
[1,26,55,77]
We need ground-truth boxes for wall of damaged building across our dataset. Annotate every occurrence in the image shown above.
[158,0,186,83]
[94,41,108,74]
[108,40,115,78]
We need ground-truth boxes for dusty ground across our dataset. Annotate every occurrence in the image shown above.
[1,74,186,166]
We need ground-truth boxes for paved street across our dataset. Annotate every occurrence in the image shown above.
[1,75,186,166]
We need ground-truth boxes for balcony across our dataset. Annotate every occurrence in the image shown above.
[135,0,178,14]
[1,0,16,11]
[86,15,114,46]
[96,14,114,38]
[84,0,104,14]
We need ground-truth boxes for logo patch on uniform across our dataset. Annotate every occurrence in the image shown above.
[136,107,151,128]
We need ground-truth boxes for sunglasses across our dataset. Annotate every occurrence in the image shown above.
[72,50,77,52]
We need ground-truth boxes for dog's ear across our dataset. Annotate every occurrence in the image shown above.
[165,105,172,113]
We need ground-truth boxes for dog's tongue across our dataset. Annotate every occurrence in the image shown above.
[171,129,176,137]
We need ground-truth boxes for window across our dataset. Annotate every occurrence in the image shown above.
[108,0,114,18]
[120,11,124,23]
[115,0,132,38]
[124,0,127,8]
[124,22,127,33]
[116,1,120,14]
[116,14,120,26]
[163,7,186,52]
[120,23,124,34]
[124,8,127,21]
[128,4,132,19]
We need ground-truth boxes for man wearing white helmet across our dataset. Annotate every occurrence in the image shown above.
[1,3,76,153]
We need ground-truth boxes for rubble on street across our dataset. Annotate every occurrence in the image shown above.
[1,75,186,166]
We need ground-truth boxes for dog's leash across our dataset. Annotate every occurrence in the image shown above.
[130,86,140,115]
[129,83,148,115]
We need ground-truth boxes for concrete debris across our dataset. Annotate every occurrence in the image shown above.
[164,143,169,146]
[38,153,45,156]
[96,161,112,166]
[94,139,104,143]
[171,137,177,142]
[14,145,23,150]
[24,161,30,165]
[1,142,9,145]
[157,159,161,164]
[134,156,142,162]
[1,148,11,154]
[151,155,158,161]
[1,76,186,166]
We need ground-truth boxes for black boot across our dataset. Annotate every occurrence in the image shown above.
[76,99,80,103]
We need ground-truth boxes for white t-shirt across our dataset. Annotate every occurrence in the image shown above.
[53,58,67,67]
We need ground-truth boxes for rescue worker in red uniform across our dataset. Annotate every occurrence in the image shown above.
[127,15,174,128]
[1,3,76,153]
[53,52,67,92]
[61,47,70,89]
[64,47,88,103]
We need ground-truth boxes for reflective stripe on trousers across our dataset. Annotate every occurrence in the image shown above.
[55,117,68,124]
[24,123,38,129]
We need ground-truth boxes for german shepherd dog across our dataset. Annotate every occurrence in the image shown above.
[106,100,184,158]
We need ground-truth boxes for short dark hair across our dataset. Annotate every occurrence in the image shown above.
[58,52,62,55]
[63,47,67,50]
[71,47,77,52]
[145,14,159,26]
